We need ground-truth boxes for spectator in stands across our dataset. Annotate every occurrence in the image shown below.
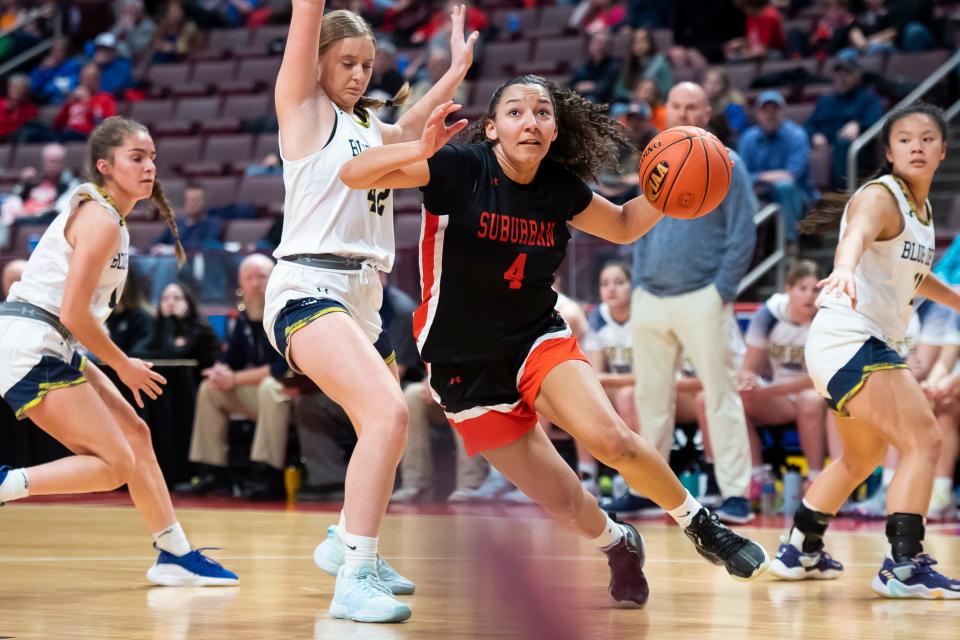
[53,64,119,141]
[182,0,263,29]
[243,152,282,177]
[89,32,134,95]
[411,0,489,49]
[626,0,670,29]
[570,0,627,35]
[106,265,154,356]
[628,81,758,524]
[148,0,201,64]
[110,0,157,62]
[724,0,785,60]
[570,29,621,104]
[595,101,656,203]
[0,0,50,64]
[400,47,467,117]
[366,40,406,122]
[632,78,665,130]
[845,0,938,56]
[672,0,744,64]
[727,260,827,485]
[1,258,25,300]
[0,73,37,142]
[703,68,748,146]
[738,90,817,248]
[784,0,854,59]
[1,143,79,224]
[175,254,290,498]
[612,27,673,103]
[150,185,223,254]
[138,281,222,372]
[29,35,84,105]
[804,56,884,190]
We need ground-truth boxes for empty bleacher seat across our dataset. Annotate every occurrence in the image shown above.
[531,36,583,74]
[223,218,274,245]
[156,137,203,174]
[196,176,241,208]
[207,28,252,55]
[481,40,532,78]
[175,96,222,123]
[191,60,239,85]
[394,213,422,250]
[147,63,191,94]
[204,134,256,165]
[11,144,45,170]
[236,57,282,87]
[222,93,272,121]
[533,5,575,38]
[128,99,176,127]
[128,220,168,253]
[237,174,284,210]
[885,50,951,84]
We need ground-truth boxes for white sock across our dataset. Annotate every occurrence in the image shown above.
[153,522,191,556]
[0,468,29,503]
[668,490,703,529]
[882,466,895,487]
[788,526,806,550]
[578,461,598,480]
[591,513,625,549]
[337,510,346,535]
[342,530,378,573]
[933,476,953,494]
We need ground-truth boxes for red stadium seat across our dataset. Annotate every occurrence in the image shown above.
[223,218,274,245]
[481,40,532,78]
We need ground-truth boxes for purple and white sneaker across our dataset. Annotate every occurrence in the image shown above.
[872,554,960,599]
[768,542,843,580]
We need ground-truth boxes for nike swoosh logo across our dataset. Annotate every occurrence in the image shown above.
[680,511,691,518]
[345,544,357,551]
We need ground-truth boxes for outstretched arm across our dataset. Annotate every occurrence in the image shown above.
[381,4,478,145]
[569,192,664,245]
[918,275,960,313]
[341,101,467,190]
[819,184,902,308]
[275,0,334,160]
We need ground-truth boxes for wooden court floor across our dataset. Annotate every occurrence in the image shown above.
[1,502,959,640]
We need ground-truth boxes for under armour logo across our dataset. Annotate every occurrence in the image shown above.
[449,376,461,385]
[317,288,330,295]
[491,177,499,186]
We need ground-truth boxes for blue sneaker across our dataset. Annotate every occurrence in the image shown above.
[872,554,960,599]
[714,497,755,524]
[146,546,239,586]
[314,525,415,595]
[601,493,663,518]
[769,542,843,580]
[330,565,412,623]
[603,521,649,608]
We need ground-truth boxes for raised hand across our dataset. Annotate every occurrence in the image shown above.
[819,266,857,309]
[449,3,480,74]
[419,101,468,158]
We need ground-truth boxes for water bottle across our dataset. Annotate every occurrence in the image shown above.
[284,466,302,505]
[679,466,700,498]
[781,466,803,516]
[27,233,41,254]
[760,468,777,517]
[396,53,409,76]
[507,12,520,35]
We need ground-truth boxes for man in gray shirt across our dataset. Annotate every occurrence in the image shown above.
[605,82,758,524]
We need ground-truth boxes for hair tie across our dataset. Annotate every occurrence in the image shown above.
[385,99,394,108]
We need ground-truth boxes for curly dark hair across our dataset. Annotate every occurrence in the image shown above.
[461,75,629,183]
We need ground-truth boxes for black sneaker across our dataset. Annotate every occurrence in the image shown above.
[602,521,649,608]
[683,508,770,581]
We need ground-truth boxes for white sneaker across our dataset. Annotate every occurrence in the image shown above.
[314,526,415,595]
[390,486,427,504]
[329,565,411,623]
[853,486,887,519]
[500,488,534,503]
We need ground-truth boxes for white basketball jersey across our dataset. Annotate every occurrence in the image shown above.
[818,174,935,342]
[274,104,394,271]
[7,182,129,327]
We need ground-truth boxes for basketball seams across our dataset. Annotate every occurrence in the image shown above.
[659,137,692,211]
[710,137,731,188]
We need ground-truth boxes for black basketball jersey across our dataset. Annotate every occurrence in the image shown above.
[413,142,594,363]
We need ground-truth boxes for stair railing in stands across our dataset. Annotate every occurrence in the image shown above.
[847,49,960,194]
[0,7,62,83]
[737,202,785,296]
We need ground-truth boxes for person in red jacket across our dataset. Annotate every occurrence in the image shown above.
[53,64,117,141]
[411,0,488,46]
[0,74,38,141]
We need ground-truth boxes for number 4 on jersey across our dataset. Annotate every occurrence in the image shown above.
[504,253,527,289]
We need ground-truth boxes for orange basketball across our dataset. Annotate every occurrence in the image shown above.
[637,125,732,219]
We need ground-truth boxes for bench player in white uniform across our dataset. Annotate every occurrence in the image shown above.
[0,117,237,586]
[768,103,960,599]
[266,1,477,623]
[737,260,828,481]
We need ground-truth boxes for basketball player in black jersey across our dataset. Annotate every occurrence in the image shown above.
[341,76,770,606]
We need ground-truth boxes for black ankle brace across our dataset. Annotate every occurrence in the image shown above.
[794,503,833,553]
[886,512,924,562]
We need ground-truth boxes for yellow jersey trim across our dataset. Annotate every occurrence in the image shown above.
[15,375,88,419]
[831,362,910,417]
[283,306,348,342]
[383,351,397,366]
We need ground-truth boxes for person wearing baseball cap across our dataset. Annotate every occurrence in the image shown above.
[91,32,133,94]
[738,90,818,248]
